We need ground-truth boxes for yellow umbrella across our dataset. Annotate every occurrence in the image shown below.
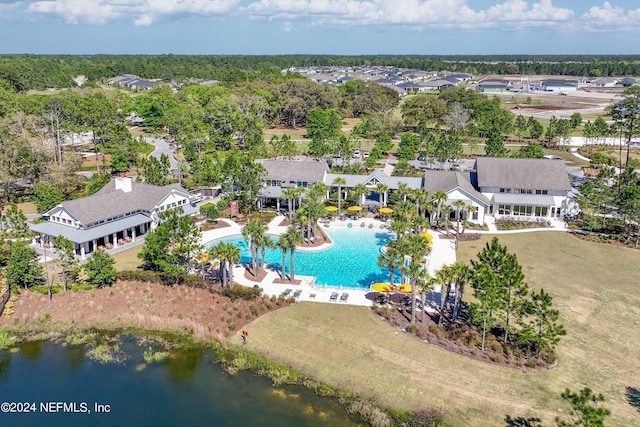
[372,282,393,293]
[379,207,394,214]
[396,284,412,293]
[347,205,362,211]
[325,206,338,212]
[196,252,209,262]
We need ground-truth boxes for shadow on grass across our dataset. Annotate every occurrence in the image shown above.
[504,415,543,427]
[626,386,640,412]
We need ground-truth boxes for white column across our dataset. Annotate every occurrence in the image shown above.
[112,233,118,248]
[132,228,136,241]
[80,244,86,260]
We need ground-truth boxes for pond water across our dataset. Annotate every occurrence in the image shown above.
[0,338,362,427]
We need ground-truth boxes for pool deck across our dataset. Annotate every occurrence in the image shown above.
[202,216,456,307]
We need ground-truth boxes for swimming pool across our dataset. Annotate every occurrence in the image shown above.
[209,227,398,289]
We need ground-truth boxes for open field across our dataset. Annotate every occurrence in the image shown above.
[241,232,640,426]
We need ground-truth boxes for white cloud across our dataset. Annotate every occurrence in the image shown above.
[580,1,640,30]
[16,0,640,32]
[27,0,239,25]
[242,0,578,29]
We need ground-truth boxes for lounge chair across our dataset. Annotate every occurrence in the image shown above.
[340,292,349,302]
[330,292,339,302]
[293,289,302,299]
[309,293,316,300]
[282,288,292,297]
[368,223,373,228]
[360,222,365,227]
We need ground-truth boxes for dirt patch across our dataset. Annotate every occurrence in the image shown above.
[1,281,290,342]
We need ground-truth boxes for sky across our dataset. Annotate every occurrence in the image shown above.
[0,0,639,55]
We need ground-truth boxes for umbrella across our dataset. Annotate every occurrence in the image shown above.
[371,282,393,293]
[325,206,338,212]
[379,207,394,214]
[347,205,362,211]
[396,284,412,293]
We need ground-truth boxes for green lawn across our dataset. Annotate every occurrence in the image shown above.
[111,245,144,271]
[241,232,640,427]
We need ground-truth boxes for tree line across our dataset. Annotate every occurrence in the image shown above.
[2,54,640,92]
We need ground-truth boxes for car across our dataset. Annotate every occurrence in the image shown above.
[353,150,361,158]
[362,151,370,158]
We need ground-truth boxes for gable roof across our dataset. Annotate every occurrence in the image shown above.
[53,180,190,225]
[324,169,423,190]
[258,159,329,183]
[423,171,490,205]
[475,157,571,191]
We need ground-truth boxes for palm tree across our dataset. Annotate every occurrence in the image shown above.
[281,187,297,219]
[462,205,478,234]
[450,262,470,324]
[277,232,290,280]
[404,233,432,324]
[413,188,430,218]
[377,244,400,288]
[403,260,427,324]
[397,182,413,203]
[332,176,347,217]
[350,183,371,209]
[430,190,448,226]
[283,226,304,283]
[242,218,267,275]
[452,199,469,250]
[375,183,389,207]
[224,242,240,287]
[441,205,453,236]
[436,265,454,325]
[256,233,276,271]
[307,182,328,202]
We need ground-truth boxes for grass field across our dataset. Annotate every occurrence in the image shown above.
[241,232,640,426]
[111,245,144,271]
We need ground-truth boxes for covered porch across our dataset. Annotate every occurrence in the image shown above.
[30,214,152,259]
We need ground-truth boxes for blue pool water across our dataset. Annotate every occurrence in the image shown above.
[210,227,397,289]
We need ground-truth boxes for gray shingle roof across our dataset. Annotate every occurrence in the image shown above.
[53,180,191,225]
[258,159,329,183]
[475,157,571,191]
[423,171,490,205]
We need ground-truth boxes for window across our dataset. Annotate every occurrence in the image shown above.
[513,205,533,216]
[535,189,548,195]
[534,206,548,216]
[498,204,510,215]
[517,189,533,194]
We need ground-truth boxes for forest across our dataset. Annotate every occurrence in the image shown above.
[1,54,640,92]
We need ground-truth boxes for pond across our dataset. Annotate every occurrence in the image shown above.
[0,337,363,427]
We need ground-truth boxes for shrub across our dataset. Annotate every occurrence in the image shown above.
[199,202,218,219]
[221,285,262,301]
[117,270,162,283]
[428,324,448,339]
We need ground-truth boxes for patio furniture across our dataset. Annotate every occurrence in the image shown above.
[330,292,339,302]
[368,223,373,229]
[360,222,365,227]
[282,288,292,297]
[293,289,302,299]
[309,293,316,300]
[340,293,349,303]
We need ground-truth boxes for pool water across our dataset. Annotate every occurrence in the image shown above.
[210,227,398,289]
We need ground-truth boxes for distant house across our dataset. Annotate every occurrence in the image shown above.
[590,77,618,88]
[541,79,578,92]
[474,157,572,220]
[418,80,455,91]
[477,79,510,93]
[29,177,198,259]
[108,74,158,90]
[617,77,638,87]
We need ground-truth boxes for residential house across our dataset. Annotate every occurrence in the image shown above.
[29,177,198,259]
[477,79,510,93]
[541,79,578,92]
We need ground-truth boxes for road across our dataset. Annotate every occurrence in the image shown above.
[145,137,179,171]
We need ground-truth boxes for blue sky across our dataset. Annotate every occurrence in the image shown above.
[0,0,639,55]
